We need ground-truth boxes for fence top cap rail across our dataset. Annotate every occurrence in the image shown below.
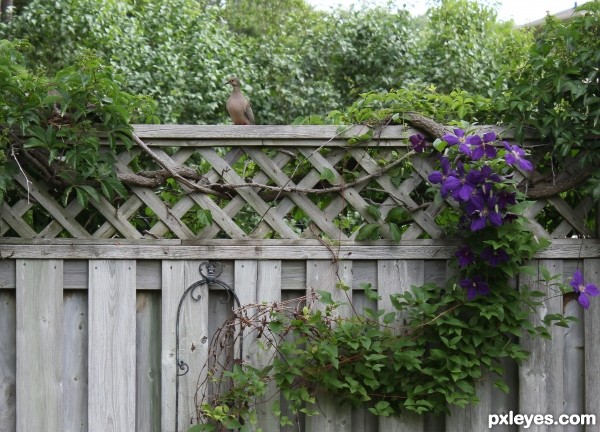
[131,124,516,140]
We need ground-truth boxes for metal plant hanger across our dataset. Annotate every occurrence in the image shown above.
[174,261,242,432]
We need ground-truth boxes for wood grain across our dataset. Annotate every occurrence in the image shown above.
[0,291,16,432]
[377,260,424,432]
[63,290,88,432]
[161,260,208,432]
[519,260,565,431]
[234,260,283,431]
[136,291,162,432]
[88,260,136,432]
[584,258,600,425]
[16,259,64,431]
[305,260,353,432]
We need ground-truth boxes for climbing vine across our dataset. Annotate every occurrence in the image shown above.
[188,126,598,431]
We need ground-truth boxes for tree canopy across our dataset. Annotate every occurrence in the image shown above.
[0,0,529,124]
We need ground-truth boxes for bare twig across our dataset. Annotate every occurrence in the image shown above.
[10,146,31,203]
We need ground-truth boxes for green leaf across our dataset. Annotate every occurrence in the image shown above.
[318,290,334,305]
[433,138,447,152]
[388,222,401,242]
[383,312,396,324]
[78,185,101,202]
[366,205,381,220]
[385,207,407,223]
[320,168,336,183]
[356,223,380,240]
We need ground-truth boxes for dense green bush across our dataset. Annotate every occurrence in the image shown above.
[414,0,532,95]
[0,0,528,124]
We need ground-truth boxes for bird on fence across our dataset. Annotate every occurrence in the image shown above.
[226,76,255,125]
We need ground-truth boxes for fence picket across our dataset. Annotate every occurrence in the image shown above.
[136,292,162,432]
[519,259,565,431]
[584,258,600,425]
[304,260,353,432]
[377,260,425,432]
[63,291,88,432]
[234,260,283,431]
[16,259,64,431]
[88,260,136,432]
[0,290,16,432]
[161,260,209,432]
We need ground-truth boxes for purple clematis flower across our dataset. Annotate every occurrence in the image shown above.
[428,157,460,198]
[409,133,428,153]
[451,163,483,202]
[467,194,503,231]
[496,189,517,210]
[471,132,498,160]
[481,246,509,267]
[460,275,490,300]
[458,134,481,157]
[455,245,475,268]
[570,269,600,309]
[503,142,533,171]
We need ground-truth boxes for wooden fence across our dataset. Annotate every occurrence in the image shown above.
[0,126,599,431]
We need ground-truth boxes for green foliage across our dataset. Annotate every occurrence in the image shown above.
[0,0,529,125]
[0,38,156,205]
[329,85,497,126]
[498,2,600,163]
[414,0,532,96]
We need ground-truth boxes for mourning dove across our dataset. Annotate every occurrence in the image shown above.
[226,76,255,125]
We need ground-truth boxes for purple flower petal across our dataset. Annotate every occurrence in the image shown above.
[443,134,460,145]
[518,159,534,171]
[488,211,503,227]
[482,132,497,143]
[470,217,487,231]
[578,293,591,309]
[585,284,600,297]
[429,171,443,184]
[571,270,584,291]
[466,135,482,146]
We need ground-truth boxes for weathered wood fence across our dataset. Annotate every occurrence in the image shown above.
[0,126,599,431]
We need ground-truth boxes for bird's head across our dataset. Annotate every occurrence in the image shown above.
[226,76,241,87]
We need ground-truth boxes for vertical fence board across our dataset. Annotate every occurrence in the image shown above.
[136,291,162,432]
[0,290,16,432]
[519,259,564,431]
[161,260,208,432]
[16,259,63,431]
[63,290,88,432]
[584,258,600,427]
[564,297,584,432]
[305,260,353,432]
[377,260,424,432]
[88,260,136,432]
[0,260,15,289]
[235,260,283,431]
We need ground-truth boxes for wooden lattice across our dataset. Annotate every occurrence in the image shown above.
[1,125,597,240]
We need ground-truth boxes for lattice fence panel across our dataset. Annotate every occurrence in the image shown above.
[1,126,597,240]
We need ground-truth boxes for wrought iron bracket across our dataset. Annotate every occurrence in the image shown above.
[174,261,241,432]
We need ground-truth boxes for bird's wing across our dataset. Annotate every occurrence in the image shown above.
[245,100,255,125]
